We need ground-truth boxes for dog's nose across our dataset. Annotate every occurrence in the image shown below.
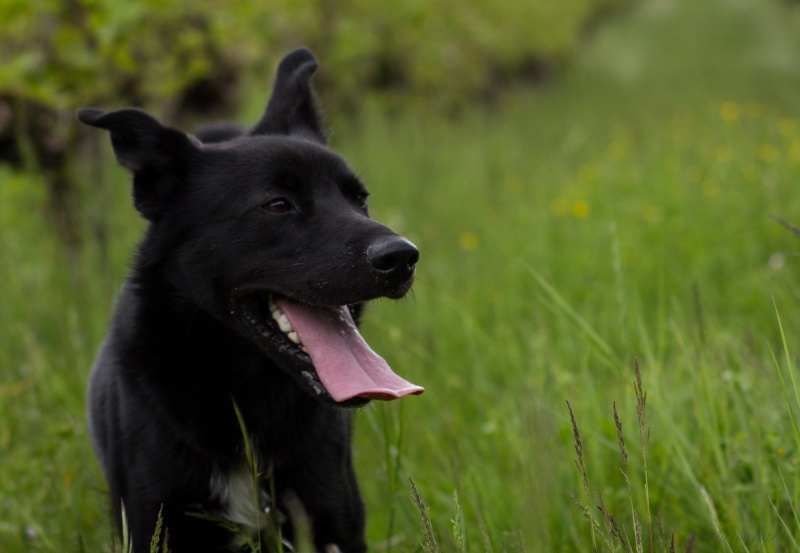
[367,237,419,282]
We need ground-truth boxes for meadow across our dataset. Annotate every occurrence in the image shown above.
[4,0,800,551]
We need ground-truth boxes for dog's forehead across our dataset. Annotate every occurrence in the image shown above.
[213,135,352,178]
[193,136,362,215]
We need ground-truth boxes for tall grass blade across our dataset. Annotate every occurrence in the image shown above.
[770,302,800,450]
[770,304,800,550]
[528,266,618,370]
[610,222,628,336]
[698,485,733,553]
[451,490,466,553]
[778,466,800,542]
[771,215,800,239]
[379,401,406,553]
[284,492,315,553]
[768,487,800,551]
[735,532,754,553]
[121,500,132,553]
[231,398,267,553]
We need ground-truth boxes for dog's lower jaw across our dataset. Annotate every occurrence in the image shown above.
[233,291,339,404]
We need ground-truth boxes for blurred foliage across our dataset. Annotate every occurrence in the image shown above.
[0,0,240,113]
[0,0,632,259]
[0,0,631,115]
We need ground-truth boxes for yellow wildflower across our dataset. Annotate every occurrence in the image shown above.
[607,142,626,161]
[578,164,599,184]
[720,101,740,122]
[789,141,800,165]
[459,232,479,252]
[702,178,720,198]
[743,165,760,183]
[571,200,590,218]
[779,118,797,138]
[641,205,662,224]
[504,173,523,193]
[758,144,779,163]
[715,145,733,164]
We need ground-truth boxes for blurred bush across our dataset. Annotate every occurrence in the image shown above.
[0,0,629,253]
[1,0,630,112]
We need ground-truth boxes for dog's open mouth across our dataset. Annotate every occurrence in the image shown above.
[237,292,424,404]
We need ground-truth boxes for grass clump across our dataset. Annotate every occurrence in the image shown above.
[408,479,497,553]
[568,360,694,553]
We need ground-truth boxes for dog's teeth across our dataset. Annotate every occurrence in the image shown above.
[301,345,308,353]
[267,299,303,344]
[276,313,292,333]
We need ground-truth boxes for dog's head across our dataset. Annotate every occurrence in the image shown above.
[78,49,423,407]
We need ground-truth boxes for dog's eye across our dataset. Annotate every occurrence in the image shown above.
[263,198,294,214]
[355,193,369,209]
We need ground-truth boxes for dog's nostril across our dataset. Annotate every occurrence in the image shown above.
[373,255,397,272]
[407,250,419,270]
[368,238,419,278]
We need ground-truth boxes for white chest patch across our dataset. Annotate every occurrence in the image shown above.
[209,461,340,552]
[209,461,269,534]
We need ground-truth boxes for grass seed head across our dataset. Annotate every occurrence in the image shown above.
[567,400,590,501]
[634,358,648,448]
[598,491,631,553]
[685,532,697,553]
[476,511,494,553]
[613,401,628,470]
[409,477,439,553]
[656,507,666,550]
[633,510,643,553]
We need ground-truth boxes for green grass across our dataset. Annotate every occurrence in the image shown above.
[4,0,800,551]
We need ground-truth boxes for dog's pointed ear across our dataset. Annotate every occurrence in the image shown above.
[250,48,327,143]
[77,108,198,171]
[77,107,200,220]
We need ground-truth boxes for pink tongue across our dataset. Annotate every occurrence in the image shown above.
[275,298,424,402]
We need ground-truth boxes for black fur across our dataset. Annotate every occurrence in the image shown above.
[78,49,419,553]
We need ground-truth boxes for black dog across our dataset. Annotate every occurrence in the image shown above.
[78,49,423,553]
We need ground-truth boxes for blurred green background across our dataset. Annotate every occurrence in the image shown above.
[5,0,800,551]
